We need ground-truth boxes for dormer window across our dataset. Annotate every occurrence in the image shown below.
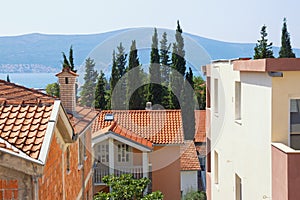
[65,77,69,84]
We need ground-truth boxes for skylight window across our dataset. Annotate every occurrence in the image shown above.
[104,113,114,121]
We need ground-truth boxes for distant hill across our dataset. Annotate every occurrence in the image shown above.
[0,28,299,73]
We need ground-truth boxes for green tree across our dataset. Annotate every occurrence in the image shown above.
[127,40,145,109]
[279,18,296,58]
[110,50,119,91]
[194,76,206,110]
[80,58,98,107]
[94,174,163,200]
[6,74,10,83]
[45,82,60,97]
[183,190,206,200]
[116,42,127,77]
[62,46,77,72]
[148,28,163,108]
[254,25,274,59]
[95,70,108,110]
[170,20,186,109]
[160,32,171,86]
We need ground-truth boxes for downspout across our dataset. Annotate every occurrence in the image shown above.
[82,162,85,200]
[32,176,39,200]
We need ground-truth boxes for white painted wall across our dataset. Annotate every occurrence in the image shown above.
[209,61,273,200]
[180,170,198,196]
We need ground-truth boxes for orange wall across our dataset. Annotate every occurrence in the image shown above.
[150,146,181,200]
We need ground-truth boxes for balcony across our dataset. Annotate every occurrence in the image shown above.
[94,164,151,185]
[272,143,300,200]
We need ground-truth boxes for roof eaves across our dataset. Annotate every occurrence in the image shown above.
[37,100,60,165]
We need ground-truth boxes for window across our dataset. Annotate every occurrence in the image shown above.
[235,174,242,200]
[118,144,130,162]
[214,151,219,184]
[290,99,300,149]
[235,81,241,121]
[104,113,114,121]
[214,79,218,113]
[65,77,69,84]
[97,143,109,163]
[66,146,70,173]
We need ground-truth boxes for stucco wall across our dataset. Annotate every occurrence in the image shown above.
[209,61,273,199]
[150,145,181,200]
[180,170,198,196]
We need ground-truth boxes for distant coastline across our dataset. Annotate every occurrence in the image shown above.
[0,64,59,73]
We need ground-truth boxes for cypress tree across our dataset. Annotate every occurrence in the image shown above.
[254,25,274,59]
[160,32,171,86]
[116,43,127,77]
[95,70,108,110]
[80,58,98,107]
[6,74,10,83]
[127,40,145,109]
[279,18,296,58]
[170,20,186,109]
[62,46,77,72]
[110,50,119,91]
[148,28,163,108]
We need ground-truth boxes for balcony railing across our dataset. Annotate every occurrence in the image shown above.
[94,165,146,184]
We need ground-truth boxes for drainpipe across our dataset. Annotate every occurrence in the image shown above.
[32,176,39,200]
[82,163,85,200]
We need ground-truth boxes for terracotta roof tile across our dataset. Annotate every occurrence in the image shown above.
[93,110,184,145]
[180,140,201,171]
[0,80,55,160]
[194,110,206,143]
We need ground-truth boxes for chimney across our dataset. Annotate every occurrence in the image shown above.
[56,67,78,114]
[145,102,152,110]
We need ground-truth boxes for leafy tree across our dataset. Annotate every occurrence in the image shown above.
[95,70,108,110]
[80,58,98,107]
[45,82,60,97]
[94,174,163,200]
[148,28,163,108]
[279,18,296,58]
[254,25,274,59]
[170,20,186,109]
[6,74,10,83]
[183,190,206,200]
[127,40,145,109]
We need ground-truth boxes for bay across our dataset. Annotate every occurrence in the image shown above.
[0,73,57,89]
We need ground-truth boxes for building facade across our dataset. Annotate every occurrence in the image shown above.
[205,58,300,200]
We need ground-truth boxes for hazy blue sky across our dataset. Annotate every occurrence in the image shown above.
[0,0,299,47]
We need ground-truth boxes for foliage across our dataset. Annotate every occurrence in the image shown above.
[194,76,206,110]
[94,174,163,200]
[6,74,10,83]
[80,58,98,107]
[160,31,171,86]
[170,20,186,108]
[253,25,274,59]
[182,190,206,200]
[148,28,163,108]
[127,40,145,109]
[279,18,295,58]
[110,50,119,92]
[45,82,60,97]
[94,70,108,109]
[62,46,77,72]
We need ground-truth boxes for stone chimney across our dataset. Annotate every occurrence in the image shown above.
[56,67,78,114]
[145,102,152,110]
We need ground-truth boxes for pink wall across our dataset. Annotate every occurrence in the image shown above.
[272,145,300,200]
[206,172,211,200]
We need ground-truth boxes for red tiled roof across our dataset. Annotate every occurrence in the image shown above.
[180,140,201,171]
[95,121,153,148]
[93,110,184,145]
[194,110,206,143]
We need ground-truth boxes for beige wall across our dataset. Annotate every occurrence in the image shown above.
[209,61,273,199]
[272,71,300,145]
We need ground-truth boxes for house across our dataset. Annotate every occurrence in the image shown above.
[92,109,198,200]
[204,58,300,200]
[0,67,97,200]
[180,140,201,197]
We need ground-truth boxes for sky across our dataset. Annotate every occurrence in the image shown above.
[0,0,299,47]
